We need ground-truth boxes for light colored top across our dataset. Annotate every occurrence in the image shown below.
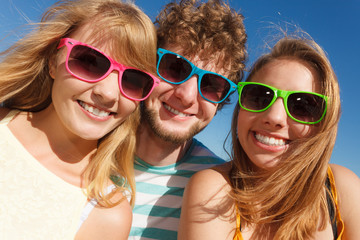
[233,166,344,240]
[129,139,226,240]
[0,110,88,240]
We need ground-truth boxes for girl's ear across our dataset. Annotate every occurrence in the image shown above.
[48,55,57,79]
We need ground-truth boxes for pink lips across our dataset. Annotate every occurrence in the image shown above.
[78,100,113,121]
[252,131,288,152]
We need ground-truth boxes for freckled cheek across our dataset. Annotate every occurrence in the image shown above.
[237,111,249,141]
[236,109,261,146]
[237,109,257,126]
[117,98,138,117]
[145,82,174,106]
[201,102,217,122]
[52,57,69,79]
[152,81,174,96]
[289,124,316,139]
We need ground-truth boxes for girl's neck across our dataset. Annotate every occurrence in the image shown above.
[8,106,97,187]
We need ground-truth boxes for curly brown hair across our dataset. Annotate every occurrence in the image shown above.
[155,0,247,109]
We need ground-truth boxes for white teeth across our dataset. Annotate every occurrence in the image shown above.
[164,104,190,117]
[79,101,110,117]
[255,133,286,146]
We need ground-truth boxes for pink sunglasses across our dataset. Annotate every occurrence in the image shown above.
[57,38,160,101]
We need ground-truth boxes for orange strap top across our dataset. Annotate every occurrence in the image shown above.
[327,166,345,239]
[233,166,344,240]
[233,207,243,240]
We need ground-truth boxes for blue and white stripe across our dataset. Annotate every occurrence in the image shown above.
[129,139,226,240]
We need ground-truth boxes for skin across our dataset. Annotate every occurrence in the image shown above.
[237,59,318,170]
[178,59,360,239]
[0,23,137,240]
[330,164,360,239]
[136,45,227,166]
[51,25,138,142]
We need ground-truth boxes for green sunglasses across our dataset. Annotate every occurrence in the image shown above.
[237,82,328,124]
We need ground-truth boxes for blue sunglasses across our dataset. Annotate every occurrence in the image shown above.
[156,48,237,103]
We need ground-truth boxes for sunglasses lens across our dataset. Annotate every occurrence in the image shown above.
[122,69,154,100]
[288,93,325,123]
[68,45,110,81]
[200,74,231,102]
[158,53,192,83]
[241,84,274,110]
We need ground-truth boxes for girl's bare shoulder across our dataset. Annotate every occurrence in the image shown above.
[187,162,232,201]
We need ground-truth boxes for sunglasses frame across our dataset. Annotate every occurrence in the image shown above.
[237,82,328,124]
[57,38,160,101]
[156,48,237,104]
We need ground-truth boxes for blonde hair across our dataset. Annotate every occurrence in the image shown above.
[0,0,158,207]
[155,0,247,109]
[229,36,341,239]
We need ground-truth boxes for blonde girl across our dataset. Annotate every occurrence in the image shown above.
[0,0,159,239]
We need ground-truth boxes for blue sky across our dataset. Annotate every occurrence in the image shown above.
[1,0,359,177]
